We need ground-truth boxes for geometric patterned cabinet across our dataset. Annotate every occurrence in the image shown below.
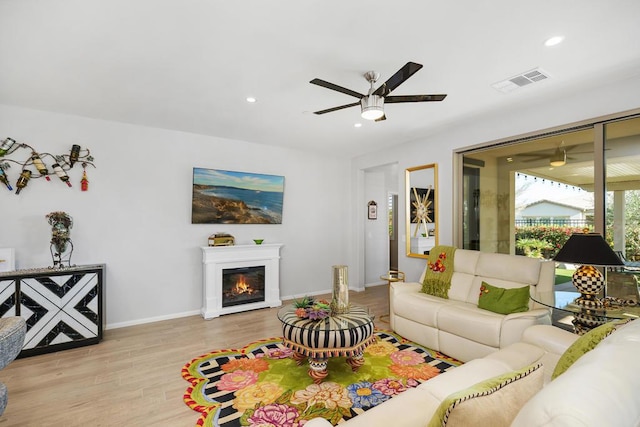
[0,264,105,358]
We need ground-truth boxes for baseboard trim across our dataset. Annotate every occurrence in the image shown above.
[107,285,374,330]
[106,309,200,330]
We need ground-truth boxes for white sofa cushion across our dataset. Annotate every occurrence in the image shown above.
[512,320,640,427]
[437,303,504,347]
[475,252,541,286]
[392,291,448,328]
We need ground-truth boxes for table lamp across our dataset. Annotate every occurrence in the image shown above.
[553,232,623,309]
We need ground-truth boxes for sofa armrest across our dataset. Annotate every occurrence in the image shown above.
[390,281,421,295]
[504,308,551,322]
[499,308,553,347]
[521,324,578,356]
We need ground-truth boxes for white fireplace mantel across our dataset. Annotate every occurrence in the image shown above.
[201,244,283,319]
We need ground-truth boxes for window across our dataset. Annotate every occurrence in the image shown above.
[456,111,640,257]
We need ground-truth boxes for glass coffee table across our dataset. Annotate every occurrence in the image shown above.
[532,291,640,335]
[277,304,375,383]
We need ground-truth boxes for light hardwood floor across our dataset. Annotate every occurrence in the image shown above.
[0,285,390,426]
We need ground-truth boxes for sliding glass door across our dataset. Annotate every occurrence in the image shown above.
[458,111,640,256]
[605,117,640,259]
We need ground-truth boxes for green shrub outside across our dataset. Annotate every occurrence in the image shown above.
[622,224,640,261]
[515,238,553,258]
[516,224,640,260]
[515,225,591,259]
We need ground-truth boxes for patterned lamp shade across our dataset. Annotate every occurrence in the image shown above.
[554,233,624,308]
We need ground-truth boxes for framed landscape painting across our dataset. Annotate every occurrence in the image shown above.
[192,168,285,224]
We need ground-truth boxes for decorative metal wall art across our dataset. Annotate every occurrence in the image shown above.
[0,137,95,195]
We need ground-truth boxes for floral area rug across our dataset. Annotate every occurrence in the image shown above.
[182,330,461,427]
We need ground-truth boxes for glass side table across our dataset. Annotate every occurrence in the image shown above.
[532,291,640,335]
[277,304,375,383]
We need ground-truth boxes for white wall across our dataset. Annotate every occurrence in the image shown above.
[350,73,640,284]
[0,104,351,328]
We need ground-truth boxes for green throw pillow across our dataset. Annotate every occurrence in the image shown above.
[551,319,631,380]
[477,282,530,315]
[427,363,544,427]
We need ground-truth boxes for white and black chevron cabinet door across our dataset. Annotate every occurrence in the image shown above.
[20,271,100,353]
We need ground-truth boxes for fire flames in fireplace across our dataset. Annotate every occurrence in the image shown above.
[232,275,253,295]
[222,266,265,307]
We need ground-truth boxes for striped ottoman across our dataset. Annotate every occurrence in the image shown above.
[277,305,375,383]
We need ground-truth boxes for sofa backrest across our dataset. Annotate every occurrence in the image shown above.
[419,248,555,308]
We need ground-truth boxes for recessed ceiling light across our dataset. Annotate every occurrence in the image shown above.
[354,123,362,128]
[246,97,257,103]
[544,36,564,47]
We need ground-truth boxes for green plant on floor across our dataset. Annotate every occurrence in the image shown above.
[516,238,553,258]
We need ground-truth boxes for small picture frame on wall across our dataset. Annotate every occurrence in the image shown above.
[368,200,377,220]
[0,248,15,272]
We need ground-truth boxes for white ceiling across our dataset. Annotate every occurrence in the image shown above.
[2,0,640,158]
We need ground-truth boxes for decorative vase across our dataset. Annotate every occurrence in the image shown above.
[330,265,349,314]
[46,211,74,268]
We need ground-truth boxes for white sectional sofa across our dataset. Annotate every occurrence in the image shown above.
[391,249,556,362]
[306,319,640,427]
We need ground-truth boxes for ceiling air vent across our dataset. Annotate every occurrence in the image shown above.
[491,68,551,93]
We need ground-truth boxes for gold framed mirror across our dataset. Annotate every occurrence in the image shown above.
[406,163,438,258]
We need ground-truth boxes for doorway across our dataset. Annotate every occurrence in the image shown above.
[389,193,399,271]
[363,163,398,285]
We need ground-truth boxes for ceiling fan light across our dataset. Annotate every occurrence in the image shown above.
[361,95,384,120]
[550,148,566,167]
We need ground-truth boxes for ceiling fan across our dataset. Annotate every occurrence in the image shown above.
[310,62,447,121]
[519,142,584,167]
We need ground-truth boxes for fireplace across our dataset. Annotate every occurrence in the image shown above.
[222,266,265,307]
[201,244,282,319]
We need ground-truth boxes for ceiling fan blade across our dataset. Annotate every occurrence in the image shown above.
[373,62,423,97]
[313,102,360,115]
[310,78,364,99]
[385,94,447,103]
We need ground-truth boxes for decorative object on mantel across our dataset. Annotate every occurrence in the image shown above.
[208,233,235,246]
[0,138,95,195]
[253,239,264,245]
[192,167,284,224]
[367,200,377,220]
[330,264,350,314]
[46,211,74,268]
